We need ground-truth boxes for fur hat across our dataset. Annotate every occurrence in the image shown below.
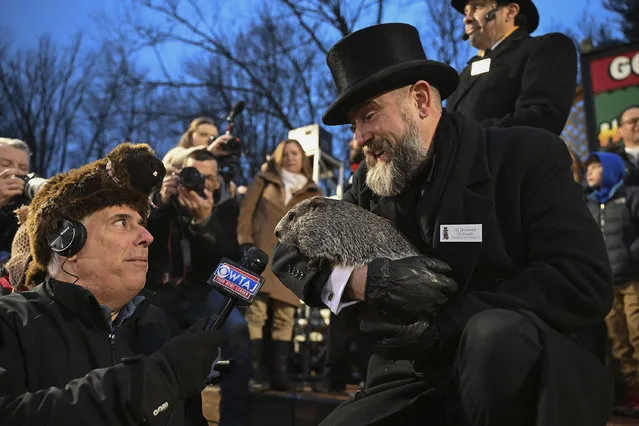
[24,143,165,287]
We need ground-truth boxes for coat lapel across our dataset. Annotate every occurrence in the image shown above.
[418,114,494,291]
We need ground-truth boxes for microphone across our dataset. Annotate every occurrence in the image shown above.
[461,7,499,41]
[222,101,245,152]
[205,247,268,330]
[226,101,245,124]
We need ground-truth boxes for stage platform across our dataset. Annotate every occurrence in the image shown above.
[201,385,639,426]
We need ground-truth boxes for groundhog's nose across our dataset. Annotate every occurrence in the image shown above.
[274,229,281,239]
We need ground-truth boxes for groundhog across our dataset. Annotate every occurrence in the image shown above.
[274,196,419,268]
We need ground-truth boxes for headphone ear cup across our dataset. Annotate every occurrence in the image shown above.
[47,219,87,257]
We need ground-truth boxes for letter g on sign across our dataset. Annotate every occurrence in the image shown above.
[609,53,639,81]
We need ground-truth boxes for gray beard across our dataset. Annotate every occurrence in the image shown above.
[365,115,430,197]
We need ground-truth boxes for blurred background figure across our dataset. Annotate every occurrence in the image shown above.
[585,152,639,415]
[568,148,585,185]
[607,105,639,186]
[237,139,322,392]
[0,138,31,263]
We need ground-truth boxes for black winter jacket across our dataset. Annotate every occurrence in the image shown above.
[0,279,207,426]
[146,194,240,298]
[586,187,639,284]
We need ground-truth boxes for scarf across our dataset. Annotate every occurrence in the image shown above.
[280,168,308,205]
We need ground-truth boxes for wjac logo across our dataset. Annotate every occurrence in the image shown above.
[211,262,262,303]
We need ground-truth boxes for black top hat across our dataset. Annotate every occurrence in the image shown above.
[450,0,539,34]
[322,23,459,126]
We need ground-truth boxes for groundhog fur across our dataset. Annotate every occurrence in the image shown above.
[275,196,418,268]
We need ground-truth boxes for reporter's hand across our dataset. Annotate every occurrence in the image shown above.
[177,186,213,223]
[159,168,179,205]
[148,320,223,398]
[207,134,233,157]
[365,256,457,321]
[0,168,26,208]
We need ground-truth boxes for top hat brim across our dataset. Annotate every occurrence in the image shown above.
[451,0,539,34]
[322,60,459,126]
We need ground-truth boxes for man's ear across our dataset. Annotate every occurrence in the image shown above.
[505,3,520,22]
[411,80,434,119]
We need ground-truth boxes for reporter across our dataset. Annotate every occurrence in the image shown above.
[0,143,219,425]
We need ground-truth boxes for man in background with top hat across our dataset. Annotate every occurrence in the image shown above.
[271,23,613,425]
[446,0,577,135]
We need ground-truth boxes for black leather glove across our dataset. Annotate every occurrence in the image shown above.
[360,318,440,360]
[365,256,458,322]
[271,242,333,307]
[148,320,223,398]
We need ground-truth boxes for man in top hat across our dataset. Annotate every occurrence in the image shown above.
[271,23,613,425]
[0,143,225,425]
[446,0,577,135]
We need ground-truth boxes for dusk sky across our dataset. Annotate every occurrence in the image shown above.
[1,0,618,76]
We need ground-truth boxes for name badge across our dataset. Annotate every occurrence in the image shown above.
[470,58,491,76]
[440,224,482,243]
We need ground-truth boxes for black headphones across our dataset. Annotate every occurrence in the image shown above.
[47,218,87,257]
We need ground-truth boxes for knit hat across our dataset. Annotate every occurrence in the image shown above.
[24,143,165,287]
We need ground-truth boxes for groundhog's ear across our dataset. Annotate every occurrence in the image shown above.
[308,196,325,209]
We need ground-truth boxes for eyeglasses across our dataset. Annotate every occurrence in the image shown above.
[621,117,639,127]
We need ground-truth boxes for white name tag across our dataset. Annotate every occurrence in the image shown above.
[470,58,491,76]
[440,224,483,243]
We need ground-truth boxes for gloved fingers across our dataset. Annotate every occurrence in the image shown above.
[417,256,452,274]
[359,319,404,336]
[424,271,458,295]
[271,242,307,275]
[374,285,449,318]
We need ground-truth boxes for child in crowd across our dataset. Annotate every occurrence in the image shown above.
[585,152,639,414]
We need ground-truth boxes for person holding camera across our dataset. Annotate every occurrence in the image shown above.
[146,149,250,426]
[0,138,32,262]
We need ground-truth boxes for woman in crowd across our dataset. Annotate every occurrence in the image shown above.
[162,116,220,170]
[238,139,322,392]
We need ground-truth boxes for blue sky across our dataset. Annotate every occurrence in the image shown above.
[1,0,616,54]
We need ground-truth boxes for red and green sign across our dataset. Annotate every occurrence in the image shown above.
[582,42,639,151]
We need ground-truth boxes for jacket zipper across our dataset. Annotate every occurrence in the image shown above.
[108,331,117,364]
[600,203,606,237]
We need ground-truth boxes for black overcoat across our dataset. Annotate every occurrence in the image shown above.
[446,28,577,135]
[283,112,614,425]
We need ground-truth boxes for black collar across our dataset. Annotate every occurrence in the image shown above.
[44,279,150,330]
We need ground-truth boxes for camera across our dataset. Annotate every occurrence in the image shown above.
[17,173,48,199]
[178,167,206,198]
[210,135,242,155]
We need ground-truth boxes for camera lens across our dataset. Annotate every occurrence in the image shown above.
[178,167,200,189]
